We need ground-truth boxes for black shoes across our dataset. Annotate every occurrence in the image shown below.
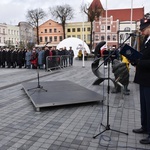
[132,128,147,134]
[140,135,150,144]
[133,128,150,144]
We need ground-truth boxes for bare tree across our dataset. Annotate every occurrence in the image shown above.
[49,4,74,39]
[82,3,104,50]
[26,8,46,45]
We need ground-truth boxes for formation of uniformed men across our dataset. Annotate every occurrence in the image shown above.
[0,46,74,70]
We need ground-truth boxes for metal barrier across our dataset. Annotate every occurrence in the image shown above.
[46,55,71,71]
[46,56,61,71]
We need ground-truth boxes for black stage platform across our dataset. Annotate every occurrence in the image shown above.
[22,80,103,111]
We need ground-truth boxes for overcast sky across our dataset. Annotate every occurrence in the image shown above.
[0,0,149,25]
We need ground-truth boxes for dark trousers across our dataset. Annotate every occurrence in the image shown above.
[140,85,150,134]
[69,57,73,66]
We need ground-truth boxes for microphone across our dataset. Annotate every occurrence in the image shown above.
[129,33,140,37]
[45,41,51,46]
[46,41,51,44]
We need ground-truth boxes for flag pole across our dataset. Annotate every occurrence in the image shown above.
[105,0,108,49]
[130,0,133,46]
[82,0,85,68]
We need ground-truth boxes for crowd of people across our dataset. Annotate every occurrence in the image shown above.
[0,46,75,70]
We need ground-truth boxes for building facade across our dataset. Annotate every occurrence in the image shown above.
[18,22,34,48]
[65,22,91,47]
[38,19,64,47]
[0,23,7,47]
[118,21,137,46]
[6,24,20,48]
[0,23,20,48]
[93,16,119,48]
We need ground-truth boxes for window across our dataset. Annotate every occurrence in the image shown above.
[124,27,130,31]
[107,26,110,31]
[87,27,90,31]
[3,37,5,43]
[113,35,117,41]
[45,37,48,42]
[101,35,105,41]
[101,25,105,32]
[8,29,10,35]
[77,28,80,32]
[49,36,52,42]
[45,29,47,33]
[59,36,63,41]
[54,28,57,32]
[67,28,71,32]
[77,35,81,39]
[87,34,90,41]
[107,35,110,41]
[54,36,57,41]
[120,34,124,40]
[95,35,99,41]
[72,28,75,32]
[40,37,42,42]
[84,35,86,41]
[49,29,52,33]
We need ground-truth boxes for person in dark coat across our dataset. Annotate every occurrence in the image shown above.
[1,49,6,68]
[68,46,74,66]
[43,46,50,70]
[17,49,23,68]
[0,48,2,67]
[25,49,32,69]
[38,48,44,69]
[10,49,17,68]
[62,47,69,67]
[132,18,150,144]
[6,49,11,68]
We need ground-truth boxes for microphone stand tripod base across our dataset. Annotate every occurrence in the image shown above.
[27,85,47,92]
[93,123,128,139]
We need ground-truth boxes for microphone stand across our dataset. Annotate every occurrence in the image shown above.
[95,34,132,71]
[93,34,132,139]
[27,44,49,92]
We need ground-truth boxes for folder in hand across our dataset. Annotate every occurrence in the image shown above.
[120,44,143,61]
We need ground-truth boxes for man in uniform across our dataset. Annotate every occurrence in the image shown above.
[132,17,150,144]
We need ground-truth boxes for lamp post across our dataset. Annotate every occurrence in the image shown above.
[105,0,108,49]
[130,0,133,46]
[82,0,85,68]
[25,28,27,48]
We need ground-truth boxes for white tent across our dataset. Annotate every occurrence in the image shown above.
[57,37,90,58]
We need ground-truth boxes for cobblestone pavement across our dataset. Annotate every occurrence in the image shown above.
[0,59,150,150]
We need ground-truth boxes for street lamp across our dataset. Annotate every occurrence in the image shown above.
[25,28,28,48]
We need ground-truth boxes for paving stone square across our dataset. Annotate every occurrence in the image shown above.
[0,60,150,149]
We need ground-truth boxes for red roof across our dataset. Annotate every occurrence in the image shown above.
[104,8,144,21]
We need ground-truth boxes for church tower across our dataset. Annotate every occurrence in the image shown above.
[88,0,104,21]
